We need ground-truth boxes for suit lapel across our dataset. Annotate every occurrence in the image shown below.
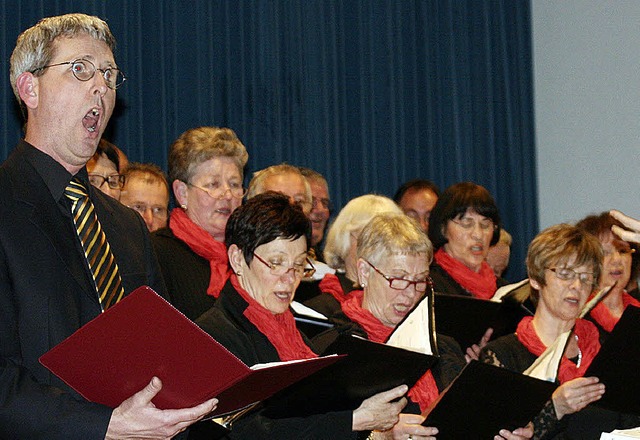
[10,158,100,306]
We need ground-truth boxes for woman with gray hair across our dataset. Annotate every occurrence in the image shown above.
[315,213,532,440]
[197,193,409,439]
[152,126,248,321]
[304,194,404,317]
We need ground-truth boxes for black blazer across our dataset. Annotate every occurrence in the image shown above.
[0,141,166,439]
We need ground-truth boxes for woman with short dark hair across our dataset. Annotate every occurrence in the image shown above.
[427,182,503,299]
[196,192,409,439]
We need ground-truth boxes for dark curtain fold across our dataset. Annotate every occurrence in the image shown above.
[0,0,536,281]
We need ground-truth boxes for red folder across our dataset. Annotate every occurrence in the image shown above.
[39,286,342,416]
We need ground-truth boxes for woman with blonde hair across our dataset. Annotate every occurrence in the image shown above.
[304,194,403,317]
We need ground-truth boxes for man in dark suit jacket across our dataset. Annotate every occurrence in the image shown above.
[0,13,217,439]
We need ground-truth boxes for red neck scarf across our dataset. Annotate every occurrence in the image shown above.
[319,273,349,303]
[516,316,600,383]
[341,290,439,411]
[434,248,497,299]
[589,291,640,332]
[231,274,317,361]
[169,208,230,298]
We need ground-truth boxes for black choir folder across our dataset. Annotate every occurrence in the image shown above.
[422,361,556,439]
[585,305,640,415]
[264,333,438,418]
[434,293,532,350]
[39,286,342,417]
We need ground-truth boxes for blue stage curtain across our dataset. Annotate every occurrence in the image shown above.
[0,0,535,281]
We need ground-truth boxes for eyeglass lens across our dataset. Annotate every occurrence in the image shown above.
[189,183,246,199]
[253,253,315,278]
[548,267,595,286]
[312,197,332,210]
[89,174,124,190]
[71,59,126,89]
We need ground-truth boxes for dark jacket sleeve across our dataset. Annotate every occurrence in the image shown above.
[433,334,466,391]
[0,214,113,439]
[0,159,166,439]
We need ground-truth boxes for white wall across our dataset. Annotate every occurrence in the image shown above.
[532,0,640,229]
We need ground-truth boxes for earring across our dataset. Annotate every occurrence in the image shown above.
[181,204,187,210]
[360,282,366,288]
[236,271,242,277]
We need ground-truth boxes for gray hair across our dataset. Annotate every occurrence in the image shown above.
[124,162,170,194]
[10,13,116,105]
[298,166,328,188]
[357,213,433,266]
[324,194,403,271]
[246,163,311,203]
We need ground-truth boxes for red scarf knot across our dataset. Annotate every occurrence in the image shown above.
[341,290,439,411]
[169,207,230,298]
[231,274,317,361]
[434,248,497,299]
[516,316,600,383]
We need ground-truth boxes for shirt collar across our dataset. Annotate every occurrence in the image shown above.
[20,139,91,201]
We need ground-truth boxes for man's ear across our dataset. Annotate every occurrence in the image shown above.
[228,244,245,274]
[16,72,38,109]
[173,180,188,207]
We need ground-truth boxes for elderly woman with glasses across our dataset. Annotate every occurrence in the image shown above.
[196,193,409,439]
[152,126,248,321]
[303,194,404,317]
[314,213,532,440]
[479,224,640,438]
[576,212,640,342]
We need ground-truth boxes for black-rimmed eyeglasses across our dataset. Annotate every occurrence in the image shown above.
[31,58,126,90]
[365,259,432,292]
[88,174,125,190]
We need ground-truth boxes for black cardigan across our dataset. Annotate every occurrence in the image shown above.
[151,227,217,321]
[195,281,357,440]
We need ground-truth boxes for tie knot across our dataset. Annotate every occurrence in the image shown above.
[65,178,89,201]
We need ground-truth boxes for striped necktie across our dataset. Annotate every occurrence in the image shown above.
[65,178,125,311]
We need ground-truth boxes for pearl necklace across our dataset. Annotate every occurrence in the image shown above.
[574,334,583,368]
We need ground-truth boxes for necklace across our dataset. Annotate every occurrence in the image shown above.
[574,334,582,368]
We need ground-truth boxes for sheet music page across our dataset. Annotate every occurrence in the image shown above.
[386,295,434,355]
[523,330,572,382]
